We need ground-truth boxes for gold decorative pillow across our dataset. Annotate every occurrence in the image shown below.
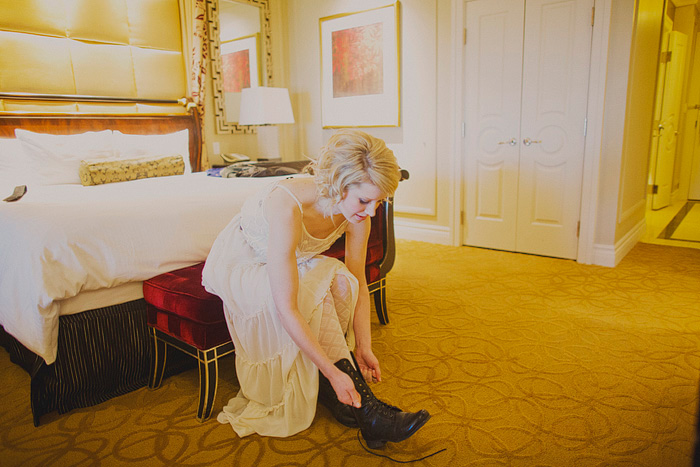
[79,155,185,186]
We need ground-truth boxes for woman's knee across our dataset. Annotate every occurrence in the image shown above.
[331,274,353,299]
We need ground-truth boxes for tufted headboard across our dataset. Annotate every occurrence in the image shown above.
[0,0,185,103]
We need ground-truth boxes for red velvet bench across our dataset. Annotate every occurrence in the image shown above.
[144,262,231,422]
[143,199,397,421]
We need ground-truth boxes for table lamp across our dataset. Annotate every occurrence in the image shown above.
[238,87,294,161]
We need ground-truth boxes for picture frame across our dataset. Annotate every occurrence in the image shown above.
[220,33,260,122]
[319,2,400,128]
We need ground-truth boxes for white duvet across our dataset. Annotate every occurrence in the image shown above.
[0,173,274,364]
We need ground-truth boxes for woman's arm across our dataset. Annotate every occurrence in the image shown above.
[265,188,361,406]
[344,215,382,383]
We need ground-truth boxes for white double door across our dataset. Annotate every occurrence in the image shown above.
[462,0,593,259]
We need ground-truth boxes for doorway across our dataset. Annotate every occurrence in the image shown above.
[643,4,700,250]
[649,29,688,210]
[461,0,594,259]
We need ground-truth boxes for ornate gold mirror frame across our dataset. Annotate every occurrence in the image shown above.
[207,0,273,134]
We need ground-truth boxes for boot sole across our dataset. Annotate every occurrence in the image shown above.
[362,411,431,449]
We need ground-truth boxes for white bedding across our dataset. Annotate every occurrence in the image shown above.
[0,172,277,364]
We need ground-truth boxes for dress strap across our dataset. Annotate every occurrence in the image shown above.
[274,183,304,213]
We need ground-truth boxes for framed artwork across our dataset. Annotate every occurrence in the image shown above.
[221,34,260,92]
[319,2,400,128]
[220,34,260,122]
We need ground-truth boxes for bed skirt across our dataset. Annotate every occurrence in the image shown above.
[0,299,193,426]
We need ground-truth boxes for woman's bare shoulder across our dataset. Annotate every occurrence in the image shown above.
[277,176,318,204]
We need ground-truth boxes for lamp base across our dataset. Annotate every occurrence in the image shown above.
[256,125,281,161]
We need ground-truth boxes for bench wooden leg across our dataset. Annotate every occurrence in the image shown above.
[197,348,218,422]
[148,327,167,389]
[195,342,234,422]
[371,279,389,325]
[147,326,234,422]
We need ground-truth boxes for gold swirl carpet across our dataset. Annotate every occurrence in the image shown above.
[1,241,699,466]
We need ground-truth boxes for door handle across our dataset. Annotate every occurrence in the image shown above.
[523,138,541,146]
[498,138,517,146]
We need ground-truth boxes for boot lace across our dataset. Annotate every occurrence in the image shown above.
[356,430,446,463]
[375,399,401,416]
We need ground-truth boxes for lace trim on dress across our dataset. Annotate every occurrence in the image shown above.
[273,183,347,238]
[268,182,348,262]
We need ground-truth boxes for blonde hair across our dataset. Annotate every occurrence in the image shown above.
[308,129,400,215]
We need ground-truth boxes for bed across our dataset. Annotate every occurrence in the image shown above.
[0,111,280,425]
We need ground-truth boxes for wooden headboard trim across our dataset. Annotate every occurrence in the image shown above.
[0,112,203,172]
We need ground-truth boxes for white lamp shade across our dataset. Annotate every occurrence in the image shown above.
[238,87,295,125]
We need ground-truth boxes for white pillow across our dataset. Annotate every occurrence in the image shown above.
[15,129,115,185]
[112,130,191,174]
[0,138,28,173]
[0,138,33,193]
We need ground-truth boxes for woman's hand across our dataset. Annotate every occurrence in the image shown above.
[354,348,382,384]
[329,368,362,407]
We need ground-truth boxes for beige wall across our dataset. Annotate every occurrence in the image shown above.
[616,0,664,245]
[595,0,667,251]
[596,0,636,247]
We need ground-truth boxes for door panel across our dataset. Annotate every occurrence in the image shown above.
[690,113,700,199]
[463,0,524,250]
[463,0,592,259]
[648,19,671,199]
[476,160,506,218]
[532,160,565,223]
[517,0,592,258]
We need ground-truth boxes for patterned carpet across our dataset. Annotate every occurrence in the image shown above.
[1,240,699,466]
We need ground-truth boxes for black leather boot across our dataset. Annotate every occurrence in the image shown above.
[335,356,430,449]
[318,371,359,428]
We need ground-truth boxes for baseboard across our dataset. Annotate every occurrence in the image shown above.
[590,244,614,267]
[395,218,646,265]
[394,220,451,245]
[591,218,646,267]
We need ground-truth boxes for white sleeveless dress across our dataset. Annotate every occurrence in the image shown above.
[202,178,359,437]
